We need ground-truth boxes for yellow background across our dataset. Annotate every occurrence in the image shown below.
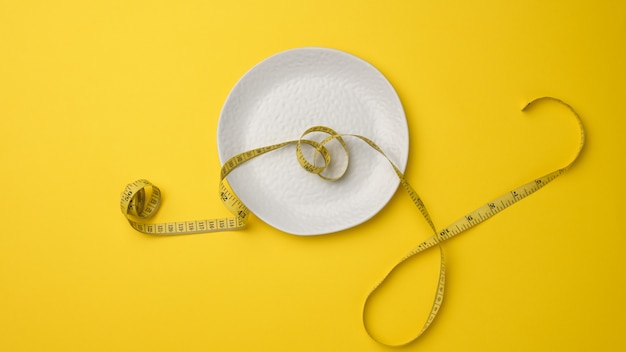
[1,1,624,351]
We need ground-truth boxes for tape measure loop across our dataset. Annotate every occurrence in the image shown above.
[362,97,586,347]
[296,126,350,181]
[296,139,330,175]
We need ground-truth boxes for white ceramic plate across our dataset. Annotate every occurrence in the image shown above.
[217,47,408,235]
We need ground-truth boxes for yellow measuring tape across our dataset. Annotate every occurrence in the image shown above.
[120,96,585,346]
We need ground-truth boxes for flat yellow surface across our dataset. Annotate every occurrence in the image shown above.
[1,1,625,351]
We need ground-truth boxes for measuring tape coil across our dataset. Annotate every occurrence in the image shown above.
[120,97,585,347]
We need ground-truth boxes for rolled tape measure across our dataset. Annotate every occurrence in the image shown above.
[120,95,584,346]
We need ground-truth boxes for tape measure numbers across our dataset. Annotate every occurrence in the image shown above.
[120,97,585,346]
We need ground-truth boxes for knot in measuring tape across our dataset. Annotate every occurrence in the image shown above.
[120,97,585,347]
[296,126,349,181]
